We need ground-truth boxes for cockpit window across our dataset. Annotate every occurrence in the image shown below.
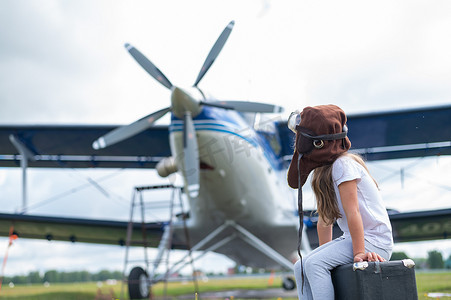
[248,113,283,155]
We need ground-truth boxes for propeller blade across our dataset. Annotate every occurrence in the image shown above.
[183,112,199,198]
[199,101,234,110]
[92,107,171,149]
[207,101,284,113]
[193,20,235,87]
[125,43,173,90]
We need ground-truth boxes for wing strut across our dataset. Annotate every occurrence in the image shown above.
[9,134,37,214]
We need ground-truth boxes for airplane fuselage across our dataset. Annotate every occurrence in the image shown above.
[169,106,299,268]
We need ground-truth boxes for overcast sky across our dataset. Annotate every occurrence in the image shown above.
[1,0,451,277]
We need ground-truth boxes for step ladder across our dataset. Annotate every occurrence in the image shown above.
[120,184,182,300]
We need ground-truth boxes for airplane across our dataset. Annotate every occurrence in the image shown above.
[1,20,451,299]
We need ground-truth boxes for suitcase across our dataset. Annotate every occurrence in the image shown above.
[331,259,418,300]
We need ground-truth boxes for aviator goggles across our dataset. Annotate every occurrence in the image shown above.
[287,110,302,133]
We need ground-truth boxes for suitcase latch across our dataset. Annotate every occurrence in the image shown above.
[353,261,368,271]
[402,259,416,268]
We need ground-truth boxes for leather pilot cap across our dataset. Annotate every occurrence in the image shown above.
[287,104,351,188]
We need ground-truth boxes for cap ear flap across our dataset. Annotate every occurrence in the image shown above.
[287,151,299,189]
[295,127,316,154]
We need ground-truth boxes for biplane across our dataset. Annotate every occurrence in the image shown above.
[1,21,450,298]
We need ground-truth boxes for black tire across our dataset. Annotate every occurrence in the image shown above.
[282,276,296,290]
[128,266,150,299]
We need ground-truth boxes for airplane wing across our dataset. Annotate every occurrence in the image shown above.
[305,208,451,249]
[0,125,170,168]
[277,104,451,161]
[0,213,187,249]
[0,209,449,250]
[1,104,450,168]
[388,208,451,243]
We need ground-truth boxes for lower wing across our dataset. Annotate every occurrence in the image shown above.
[1,209,449,250]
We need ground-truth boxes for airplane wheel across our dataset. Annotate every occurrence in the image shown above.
[128,266,150,299]
[282,276,296,290]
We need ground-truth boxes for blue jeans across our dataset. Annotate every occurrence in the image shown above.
[293,236,392,299]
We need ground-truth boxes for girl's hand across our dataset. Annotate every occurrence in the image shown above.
[354,252,386,262]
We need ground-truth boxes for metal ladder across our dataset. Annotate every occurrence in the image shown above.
[120,184,180,300]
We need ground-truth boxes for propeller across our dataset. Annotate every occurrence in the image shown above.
[92,20,284,198]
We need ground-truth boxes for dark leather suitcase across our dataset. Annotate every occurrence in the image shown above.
[331,259,418,300]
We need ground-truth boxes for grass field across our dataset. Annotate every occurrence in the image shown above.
[0,272,450,299]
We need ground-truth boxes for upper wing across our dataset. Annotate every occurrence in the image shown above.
[2,104,450,169]
[0,125,170,168]
[305,208,451,249]
[278,104,451,161]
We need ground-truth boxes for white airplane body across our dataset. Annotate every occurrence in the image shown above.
[168,107,299,268]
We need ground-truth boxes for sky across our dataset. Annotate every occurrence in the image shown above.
[1,0,451,277]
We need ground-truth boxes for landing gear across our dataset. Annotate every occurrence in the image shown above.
[282,276,296,290]
[128,267,150,299]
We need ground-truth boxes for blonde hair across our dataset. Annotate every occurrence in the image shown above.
[311,153,378,225]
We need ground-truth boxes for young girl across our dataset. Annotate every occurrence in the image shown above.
[287,105,393,299]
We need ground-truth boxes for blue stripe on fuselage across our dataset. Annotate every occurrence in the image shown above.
[169,106,283,170]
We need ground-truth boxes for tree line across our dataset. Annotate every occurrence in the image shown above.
[3,250,451,285]
[391,250,451,269]
[3,269,122,285]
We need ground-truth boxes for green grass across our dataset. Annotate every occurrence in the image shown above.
[416,271,451,300]
[0,282,111,300]
[151,276,285,298]
[0,272,449,300]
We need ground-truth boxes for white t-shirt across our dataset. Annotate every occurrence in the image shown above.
[332,155,394,249]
